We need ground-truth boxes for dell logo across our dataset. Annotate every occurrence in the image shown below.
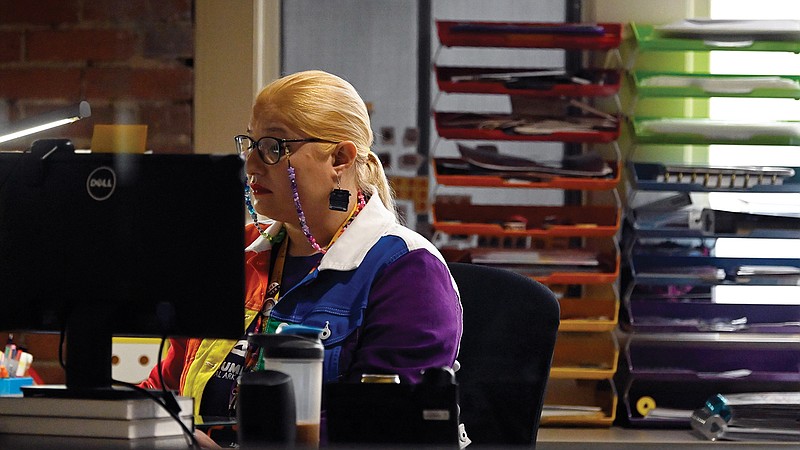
[86,166,116,201]
[89,178,113,188]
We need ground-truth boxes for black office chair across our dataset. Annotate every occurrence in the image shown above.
[448,262,560,448]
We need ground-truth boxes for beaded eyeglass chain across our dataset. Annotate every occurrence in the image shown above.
[245,162,366,253]
[288,160,365,254]
[244,183,286,245]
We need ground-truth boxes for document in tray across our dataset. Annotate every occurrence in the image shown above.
[470,248,599,266]
[449,23,606,36]
[456,143,612,178]
[656,19,800,39]
[639,74,800,94]
[640,119,800,140]
[541,405,604,418]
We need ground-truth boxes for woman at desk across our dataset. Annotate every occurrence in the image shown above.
[139,70,463,438]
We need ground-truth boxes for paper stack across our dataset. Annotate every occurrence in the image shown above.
[0,392,194,448]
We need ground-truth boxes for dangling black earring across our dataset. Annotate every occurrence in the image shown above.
[329,175,351,211]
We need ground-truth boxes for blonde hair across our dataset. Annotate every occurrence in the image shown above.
[253,70,397,217]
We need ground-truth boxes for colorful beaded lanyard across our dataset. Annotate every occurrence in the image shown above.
[243,159,366,337]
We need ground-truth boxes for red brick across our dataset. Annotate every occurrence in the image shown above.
[0,68,83,99]
[83,0,191,23]
[0,31,22,63]
[83,0,149,22]
[0,0,79,25]
[27,29,137,62]
[143,24,193,59]
[85,67,193,100]
[149,0,193,22]
[139,102,192,136]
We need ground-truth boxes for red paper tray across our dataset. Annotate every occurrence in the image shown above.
[440,248,620,285]
[435,66,621,98]
[436,21,623,50]
[432,203,621,238]
[434,112,620,144]
[432,157,621,191]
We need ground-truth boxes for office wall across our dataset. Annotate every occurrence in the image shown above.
[194,0,281,155]
[0,1,195,153]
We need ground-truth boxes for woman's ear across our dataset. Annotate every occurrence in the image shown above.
[332,141,358,170]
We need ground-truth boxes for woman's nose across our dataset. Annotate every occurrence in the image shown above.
[244,149,264,175]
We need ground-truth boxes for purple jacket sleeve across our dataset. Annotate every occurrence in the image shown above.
[339,249,463,384]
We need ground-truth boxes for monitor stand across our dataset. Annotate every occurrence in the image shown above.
[22,305,164,402]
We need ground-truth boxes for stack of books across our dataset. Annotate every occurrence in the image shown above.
[0,390,194,449]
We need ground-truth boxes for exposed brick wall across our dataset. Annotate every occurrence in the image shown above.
[1,0,195,385]
[0,0,194,153]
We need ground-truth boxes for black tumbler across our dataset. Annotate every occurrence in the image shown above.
[237,369,296,448]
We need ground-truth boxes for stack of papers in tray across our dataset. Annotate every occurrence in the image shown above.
[640,119,800,140]
[639,75,800,94]
[470,248,599,266]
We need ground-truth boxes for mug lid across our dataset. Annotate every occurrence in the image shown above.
[248,333,324,359]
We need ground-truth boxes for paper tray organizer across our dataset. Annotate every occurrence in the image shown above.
[435,67,621,98]
[629,162,800,194]
[434,158,621,191]
[434,112,620,144]
[439,239,620,285]
[550,331,619,380]
[556,284,619,333]
[436,21,622,50]
[631,118,800,146]
[629,239,800,286]
[631,71,800,99]
[541,378,617,427]
[432,201,621,238]
[618,335,800,427]
[630,22,800,53]
[628,205,800,240]
[623,287,800,334]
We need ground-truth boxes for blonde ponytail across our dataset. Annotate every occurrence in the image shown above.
[357,151,396,218]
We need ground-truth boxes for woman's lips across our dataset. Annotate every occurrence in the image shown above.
[249,183,271,195]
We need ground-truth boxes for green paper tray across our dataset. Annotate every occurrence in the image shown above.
[631,23,800,53]
[632,71,800,99]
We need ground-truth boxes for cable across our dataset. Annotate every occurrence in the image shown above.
[112,378,200,450]
[58,326,198,448]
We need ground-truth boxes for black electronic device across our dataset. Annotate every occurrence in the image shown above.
[0,139,245,396]
[325,368,461,447]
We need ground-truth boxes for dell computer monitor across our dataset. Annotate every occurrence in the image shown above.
[0,139,245,394]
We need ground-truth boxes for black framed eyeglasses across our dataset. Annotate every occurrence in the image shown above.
[234,135,339,165]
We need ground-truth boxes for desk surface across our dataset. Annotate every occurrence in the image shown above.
[537,427,798,449]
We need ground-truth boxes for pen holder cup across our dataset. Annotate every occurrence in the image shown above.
[0,377,34,396]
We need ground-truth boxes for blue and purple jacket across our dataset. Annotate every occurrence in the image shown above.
[140,191,463,418]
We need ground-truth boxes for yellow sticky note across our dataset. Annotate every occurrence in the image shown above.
[91,124,148,153]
